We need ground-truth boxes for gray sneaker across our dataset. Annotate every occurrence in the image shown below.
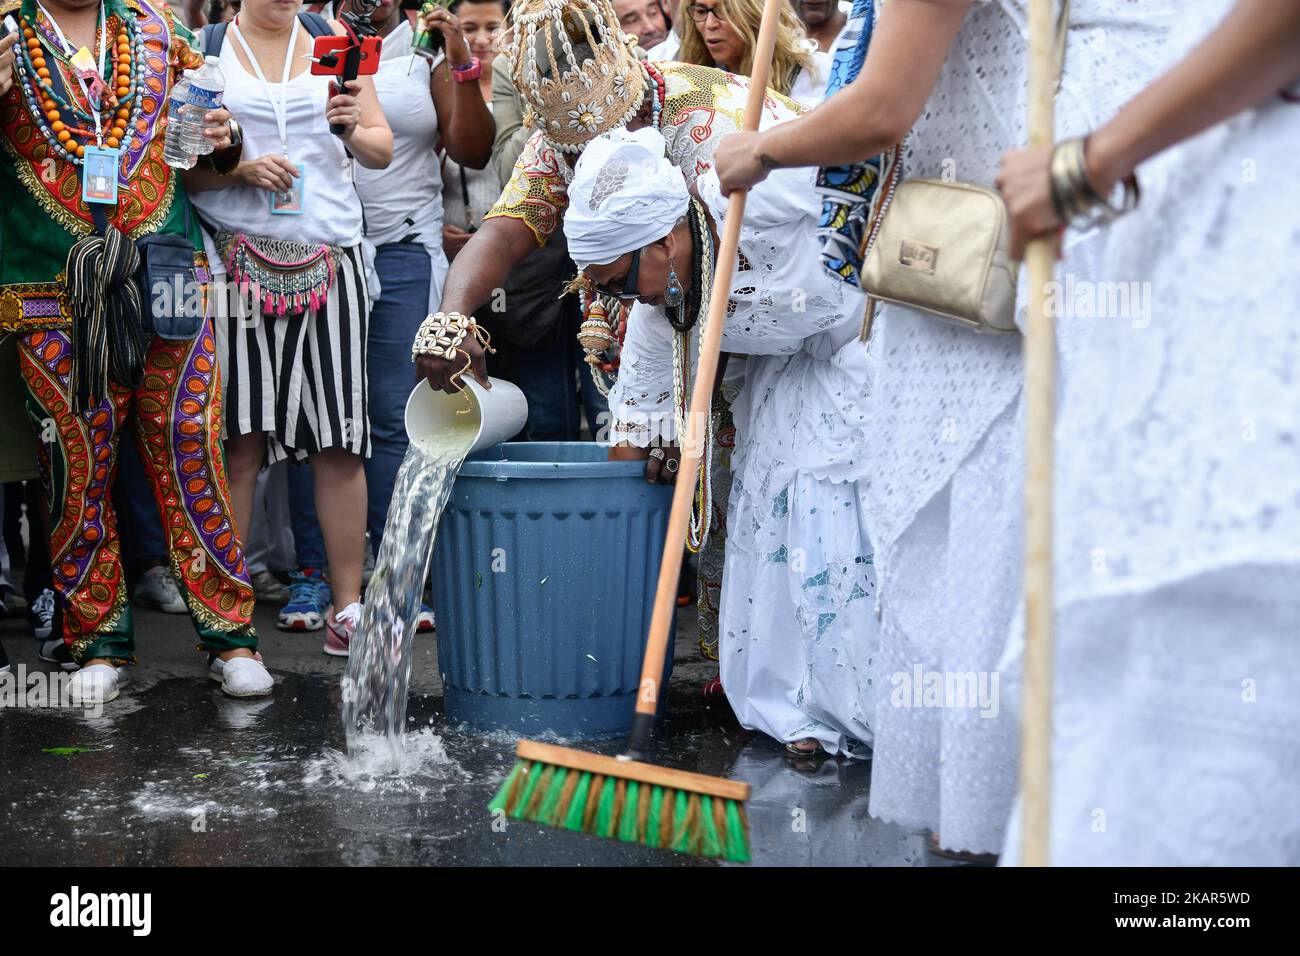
[29,588,56,640]
[135,565,187,614]
[250,569,290,605]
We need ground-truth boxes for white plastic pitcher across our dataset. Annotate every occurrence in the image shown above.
[404,377,529,455]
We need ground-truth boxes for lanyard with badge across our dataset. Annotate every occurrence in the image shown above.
[38,0,119,206]
[231,15,306,214]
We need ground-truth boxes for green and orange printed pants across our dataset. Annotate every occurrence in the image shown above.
[18,320,258,665]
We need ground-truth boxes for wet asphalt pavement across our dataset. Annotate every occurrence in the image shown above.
[0,596,946,867]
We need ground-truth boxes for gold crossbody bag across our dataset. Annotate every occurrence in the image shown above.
[860,0,1070,335]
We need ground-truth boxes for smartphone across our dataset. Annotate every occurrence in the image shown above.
[309,34,383,77]
[2,14,20,40]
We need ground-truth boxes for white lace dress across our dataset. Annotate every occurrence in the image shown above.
[608,162,879,756]
[863,0,1175,853]
[999,0,1300,865]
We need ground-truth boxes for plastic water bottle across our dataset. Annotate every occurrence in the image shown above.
[163,57,226,168]
[186,55,226,156]
[163,74,196,169]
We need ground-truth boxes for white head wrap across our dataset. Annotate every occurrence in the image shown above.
[563,127,691,272]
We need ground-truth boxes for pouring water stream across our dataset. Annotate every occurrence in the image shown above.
[341,415,477,768]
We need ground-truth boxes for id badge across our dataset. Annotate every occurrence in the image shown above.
[81,146,120,205]
[270,164,306,215]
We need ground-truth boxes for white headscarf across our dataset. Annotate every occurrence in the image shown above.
[563,127,691,272]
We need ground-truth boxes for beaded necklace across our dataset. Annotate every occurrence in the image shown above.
[669,198,717,553]
[12,4,145,166]
[642,61,666,128]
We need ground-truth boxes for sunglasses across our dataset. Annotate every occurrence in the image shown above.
[592,247,643,300]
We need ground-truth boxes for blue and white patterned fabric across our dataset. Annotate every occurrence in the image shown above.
[814,0,893,287]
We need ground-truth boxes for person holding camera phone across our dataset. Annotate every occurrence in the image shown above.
[182,0,392,658]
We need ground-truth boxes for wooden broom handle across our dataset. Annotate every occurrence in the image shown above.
[1021,0,1060,867]
[634,0,786,718]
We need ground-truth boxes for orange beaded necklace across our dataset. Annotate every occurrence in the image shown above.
[18,2,139,161]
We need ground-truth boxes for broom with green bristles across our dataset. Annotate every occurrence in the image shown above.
[488,0,793,864]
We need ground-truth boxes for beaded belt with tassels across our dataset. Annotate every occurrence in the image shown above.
[215,231,339,317]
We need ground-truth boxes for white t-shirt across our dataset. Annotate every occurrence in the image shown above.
[190,23,363,248]
[646,33,680,61]
[353,21,444,248]
[791,50,832,106]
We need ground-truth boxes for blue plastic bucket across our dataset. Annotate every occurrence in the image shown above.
[430,442,675,737]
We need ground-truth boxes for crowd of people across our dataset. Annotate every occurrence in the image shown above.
[1,0,1296,866]
[0,0,600,685]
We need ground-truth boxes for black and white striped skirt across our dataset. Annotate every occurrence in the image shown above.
[215,243,370,464]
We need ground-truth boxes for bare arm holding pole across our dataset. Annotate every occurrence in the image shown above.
[999,0,1300,258]
[713,0,973,194]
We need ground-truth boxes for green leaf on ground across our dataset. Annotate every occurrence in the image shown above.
[42,746,97,757]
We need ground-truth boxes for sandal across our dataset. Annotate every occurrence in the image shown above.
[783,738,825,757]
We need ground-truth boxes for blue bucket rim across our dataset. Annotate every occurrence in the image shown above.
[458,442,654,480]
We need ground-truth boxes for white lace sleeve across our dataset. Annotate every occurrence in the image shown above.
[605,302,677,447]
[696,166,859,356]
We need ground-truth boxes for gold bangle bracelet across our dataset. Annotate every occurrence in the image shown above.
[1049,136,1140,229]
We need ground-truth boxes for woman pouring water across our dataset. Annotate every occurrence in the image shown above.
[564,127,878,759]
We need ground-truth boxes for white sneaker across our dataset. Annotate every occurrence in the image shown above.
[206,651,262,681]
[68,663,121,705]
[135,566,187,614]
[208,654,274,698]
[323,602,363,657]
